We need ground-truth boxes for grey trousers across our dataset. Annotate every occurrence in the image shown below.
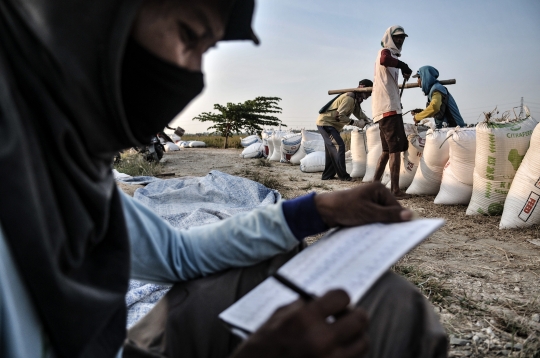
[123,250,448,358]
[317,125,350,180]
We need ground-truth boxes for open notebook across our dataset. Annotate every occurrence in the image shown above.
[219,218,444,337]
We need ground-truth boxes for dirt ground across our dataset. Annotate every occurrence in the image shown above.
[119,148,540,357]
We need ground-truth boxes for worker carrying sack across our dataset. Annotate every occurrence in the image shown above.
[434,127,476,205]
[466,111,538,216]
[500,115,540,228]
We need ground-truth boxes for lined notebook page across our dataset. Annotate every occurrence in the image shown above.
[219,218,444,334]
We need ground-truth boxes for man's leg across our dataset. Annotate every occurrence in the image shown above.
[321,145,337,180]
[317,126,336,180]
[317,126,349,180]
[357,271,448,358]
[123,250,299,358]
[377,115,410,197]
[124,265,448,358]
[373,151,389,182]
[389,152,402,195]
[325,126,350,180]
[374,119,390,182]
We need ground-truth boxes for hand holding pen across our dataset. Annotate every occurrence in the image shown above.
[231,273,369,358]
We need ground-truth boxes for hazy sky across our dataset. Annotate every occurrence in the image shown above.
[171,0,540,133]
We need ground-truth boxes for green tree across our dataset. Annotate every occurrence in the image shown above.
[193,96,285,148]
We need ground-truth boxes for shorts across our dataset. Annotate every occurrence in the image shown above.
[378,114,409,153]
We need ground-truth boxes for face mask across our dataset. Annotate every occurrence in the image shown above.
[121,39,204,144]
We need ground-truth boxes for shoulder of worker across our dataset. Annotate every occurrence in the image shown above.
[341,94,356,107]
[332,93,353,106]
[380,48,399,57]
[430,83,448,96]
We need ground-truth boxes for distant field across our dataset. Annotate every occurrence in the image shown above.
[181,134,243,149]
[182,131,353,151]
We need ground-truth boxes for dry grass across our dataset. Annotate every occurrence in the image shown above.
[255,158,272,167]
[182,134,243,148]
[114,151,163,176]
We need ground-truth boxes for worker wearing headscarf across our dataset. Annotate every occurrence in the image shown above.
[412,66,466,128]
[0,3,447,357]
[372,25,413,199]
[0,0,258,356]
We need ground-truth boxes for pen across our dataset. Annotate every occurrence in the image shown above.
[272,272,352,319]
[272,272,316,301]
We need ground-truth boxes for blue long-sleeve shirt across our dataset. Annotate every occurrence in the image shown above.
[0,190,326,357]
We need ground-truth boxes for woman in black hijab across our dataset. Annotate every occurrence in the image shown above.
[0,1,448,357]
[0,0,258,356]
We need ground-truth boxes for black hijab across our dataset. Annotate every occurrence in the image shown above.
[0,0,257,357]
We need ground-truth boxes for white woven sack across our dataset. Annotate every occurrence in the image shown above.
[500,122,540,228]
[381,163,391,185]
[383,132,426,190]
[406,128,452,195]
[303,140,325,154]
[268,131,287,161]
[434,128,476,204]
[266,133,274,159]
[350,128,367,178]
[362,123,382,182]
[189,141,206,147]
[178,141,189,148]
[280,133,302,162]
[241,135,261,148]
[240,142,264,159]
[466,115,538,216]
[289,142,305,165]
[171,134,182,142]
[302,129,323,142]
[345,150,352,174]
[290,130,323,165]
[164,142,180,152]
[300,151,326,173]
[261,130,273,158]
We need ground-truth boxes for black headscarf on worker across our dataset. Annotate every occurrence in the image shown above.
[0,0,258,357]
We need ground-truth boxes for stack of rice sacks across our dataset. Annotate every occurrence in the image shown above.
[350,128,367,178]
[362,123,382,182]
[466,115,538,216]
[406,128,452,195]
[434,127,477,204]
[500,116,539,228]
[291,129,323,165]
[280,133,302,162]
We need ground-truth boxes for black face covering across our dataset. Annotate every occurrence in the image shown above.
[121,39,204,144]
[0,0,256,357]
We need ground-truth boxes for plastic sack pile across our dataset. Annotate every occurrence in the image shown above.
[238,109,538,229]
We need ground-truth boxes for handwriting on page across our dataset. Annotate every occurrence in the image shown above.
[219,218,444,335]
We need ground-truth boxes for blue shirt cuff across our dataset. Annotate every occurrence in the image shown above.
[282,192,329,241]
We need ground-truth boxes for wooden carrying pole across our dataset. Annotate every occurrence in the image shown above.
[328,79,456,95]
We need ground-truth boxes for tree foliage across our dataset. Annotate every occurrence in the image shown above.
[193,96,285,148]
